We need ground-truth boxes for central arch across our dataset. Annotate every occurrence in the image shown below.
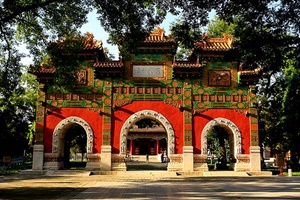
[120,110,175,156]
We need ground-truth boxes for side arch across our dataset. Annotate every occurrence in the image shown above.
[119,110,175,155]
[201,117,242,155]
[52,116,94,154]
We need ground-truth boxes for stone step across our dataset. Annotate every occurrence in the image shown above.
[45,170,92,176]
[92,170,177,177]
[203,171,249,177]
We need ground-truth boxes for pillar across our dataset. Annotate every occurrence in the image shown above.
[32,144,44,170]
[249,85,261,172]
[130,139,133,155]
[156,139,160,154]
[101,79,112,171]
[250,146,261,171]
[182,79,194,171]
[32,84,46,170]
[101,145,112,171]
[183,146,194,171]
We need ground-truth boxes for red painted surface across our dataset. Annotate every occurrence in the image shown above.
[112,101,184,154]
[44,108,103,153]
[43,104,250,156]
[193,109,250,154]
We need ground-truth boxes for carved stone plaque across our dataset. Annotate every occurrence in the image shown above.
[208,70,231,86]
[132,65,164,78]
[77,70,87,84]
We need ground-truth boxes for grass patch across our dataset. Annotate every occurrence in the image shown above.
[0,162,32,175]
[283,171,300,176]
[262,166,300,176]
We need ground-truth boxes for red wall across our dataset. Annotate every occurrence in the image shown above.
[43,105,250,155]
[193,109,250,154]
[112,101,184,154]
[44,108,103,153]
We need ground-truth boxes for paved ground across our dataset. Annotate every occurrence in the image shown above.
[1,172,300,199]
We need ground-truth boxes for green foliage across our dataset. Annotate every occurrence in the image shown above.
[207,16,236,38]
[207,126,230,169]
[65,124,87,162]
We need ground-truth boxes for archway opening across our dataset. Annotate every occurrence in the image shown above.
[207,125,235,171]
[126,118,168,171]
[63,124,87,170]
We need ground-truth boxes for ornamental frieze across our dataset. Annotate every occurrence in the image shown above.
[113,87,182,95]
[46,93,103,101]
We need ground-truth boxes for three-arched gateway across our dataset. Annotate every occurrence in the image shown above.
[31,29,263,174]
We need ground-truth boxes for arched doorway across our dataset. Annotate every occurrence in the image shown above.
[202,118,242,171]
[63,124,87,169]
[207,126,234,170]
[120,110,175,170]
[52,116,94,170]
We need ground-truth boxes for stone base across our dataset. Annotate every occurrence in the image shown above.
[183,146,194,172]
[44,161,63,170]
[32,145,44,170]
[168,154,183,171]
[194,154,209,171]
[248,171,272,176]
[101,145,112,171]
[250,146,261,172]
[112,162,127,171]
[86,154,101,170]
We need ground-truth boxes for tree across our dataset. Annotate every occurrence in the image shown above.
[64,124,87,166]
[0,70,38,156]
[208,126,230,170]
[280,56,300,170]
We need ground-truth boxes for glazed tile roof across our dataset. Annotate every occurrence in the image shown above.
[93,61,124,68]
[52,32,103,51]
[195,33,233,51]
[239,67,262,76]
[172,61,202,68]
[29,65,56,74]
[143,27,174,43]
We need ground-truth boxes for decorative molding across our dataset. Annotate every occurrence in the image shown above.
[87,108,101,113]
[114,100,132,108]
[119,110,175,155]
[201,117,242,155]
[164,100,182,108]
[169,155,183,163]
[52,116,94,154]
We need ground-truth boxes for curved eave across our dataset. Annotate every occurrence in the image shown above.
[93,61,124,68]
[172,61,202,69]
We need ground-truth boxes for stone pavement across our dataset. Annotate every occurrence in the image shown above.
[1,171,300,199]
